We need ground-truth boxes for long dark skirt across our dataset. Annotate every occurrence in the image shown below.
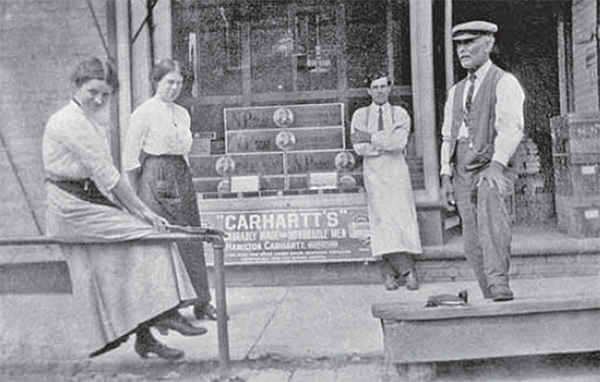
[137,154,211,303]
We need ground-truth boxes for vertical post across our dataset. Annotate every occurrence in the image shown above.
[152,0,172,61]
[444,0,454,90]
[597,0,600,110]
[564,3,574,113]
[409,0,437,189]
[335,0,348,121]
[289,3,298,93]
[557,12,567,116]
[386,0,395,85]
[106,0,120,168]
[115,0,132,171]
[212,235,230,378]
[241,21,252,103]
[146,0,155,66]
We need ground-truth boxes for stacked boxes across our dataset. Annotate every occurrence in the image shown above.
[512,138,554,224]
[191,103,365,195]
[550,112,600,237]
[190,103,425,197]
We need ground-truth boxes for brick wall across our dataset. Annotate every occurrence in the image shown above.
[0,0,108,234]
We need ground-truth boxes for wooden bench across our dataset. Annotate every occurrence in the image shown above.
[0,230,232,379]
[372,294,600,382]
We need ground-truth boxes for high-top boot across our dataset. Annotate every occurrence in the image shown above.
[134,326,184,360]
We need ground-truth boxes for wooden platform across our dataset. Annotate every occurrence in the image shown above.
[372,293,600,382]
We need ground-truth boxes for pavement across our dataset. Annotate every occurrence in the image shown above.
[1,276,598,382]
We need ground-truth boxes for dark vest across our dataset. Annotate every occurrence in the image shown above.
[449,64,505,171]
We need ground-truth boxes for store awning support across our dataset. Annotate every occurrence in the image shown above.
[86,0,111,58]
[131,0,158,64]
[444,0,453,90]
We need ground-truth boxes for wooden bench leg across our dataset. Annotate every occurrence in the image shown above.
[396,362,437,382]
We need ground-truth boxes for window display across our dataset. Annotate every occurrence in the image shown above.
[191,103,363,195]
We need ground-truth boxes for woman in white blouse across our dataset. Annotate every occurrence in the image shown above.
[43,57,207,361]
[124,59,217,321]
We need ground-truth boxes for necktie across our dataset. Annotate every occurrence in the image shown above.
[378,107,384,131]
[465,72,476,114]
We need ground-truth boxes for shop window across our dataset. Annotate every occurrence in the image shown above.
[173,0,411,99]
[172,2,243,97]
[346,0,411,88]
[171,0,420,194]
[249,2,338,92]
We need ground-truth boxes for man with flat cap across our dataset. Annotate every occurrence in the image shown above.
[440,21,525,301]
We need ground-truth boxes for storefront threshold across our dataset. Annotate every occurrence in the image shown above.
[1,224,597,292]
[424,223,600,260]
[208,223,600,287]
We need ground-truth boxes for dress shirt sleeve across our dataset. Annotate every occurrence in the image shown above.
[440,86,455,176]
[123,106,147,172]
[370,106,410,153]
[351,108,380,157]
[492,73,525,166]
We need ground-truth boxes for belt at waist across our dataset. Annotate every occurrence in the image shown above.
[47,178,118,208]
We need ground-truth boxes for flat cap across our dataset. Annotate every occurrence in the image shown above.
[452,21,498,41]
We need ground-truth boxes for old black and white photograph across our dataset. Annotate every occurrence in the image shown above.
[0,0,598,381]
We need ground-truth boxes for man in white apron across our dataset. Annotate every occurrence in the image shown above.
[351,71,421,290]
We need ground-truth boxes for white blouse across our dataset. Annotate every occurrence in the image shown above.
[123,96,192,171]
[43,101,120,192]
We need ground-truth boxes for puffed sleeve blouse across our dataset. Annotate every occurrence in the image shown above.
[123,96,192,172]
[42,101,120,192]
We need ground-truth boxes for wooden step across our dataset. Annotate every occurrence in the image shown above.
[372,292,600,382]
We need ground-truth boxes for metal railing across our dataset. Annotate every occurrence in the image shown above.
[0,228,231,379]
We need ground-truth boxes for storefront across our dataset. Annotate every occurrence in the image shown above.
[116,0,595,265]
[167,0,440,265]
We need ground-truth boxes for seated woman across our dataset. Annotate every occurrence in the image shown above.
[43,57,206,360]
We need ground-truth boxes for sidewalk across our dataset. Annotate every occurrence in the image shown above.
[3,276,597,382]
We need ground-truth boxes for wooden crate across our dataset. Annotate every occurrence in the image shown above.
[555,196,600,238]
[515,192,555,224]
[553,154,600,197]
[550,112,600,159]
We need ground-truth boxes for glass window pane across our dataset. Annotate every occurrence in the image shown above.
[172,1,243,96]
[250,1,292,93]
[345,0,411,88]
[249,1,339,93]
[393,0,411,86]
[295,4,338,91]
[345,0,388,88]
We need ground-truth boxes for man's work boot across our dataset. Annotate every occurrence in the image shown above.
[383,274,400,291]
[405,270,419,291]
[490,284,513,302]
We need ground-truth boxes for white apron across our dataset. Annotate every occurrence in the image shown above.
[351,103,422,258]
[362,151,422,257]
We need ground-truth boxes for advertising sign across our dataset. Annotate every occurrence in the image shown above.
[202,206,372,264]
[226,127,344,153]
[224,103,344,130]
